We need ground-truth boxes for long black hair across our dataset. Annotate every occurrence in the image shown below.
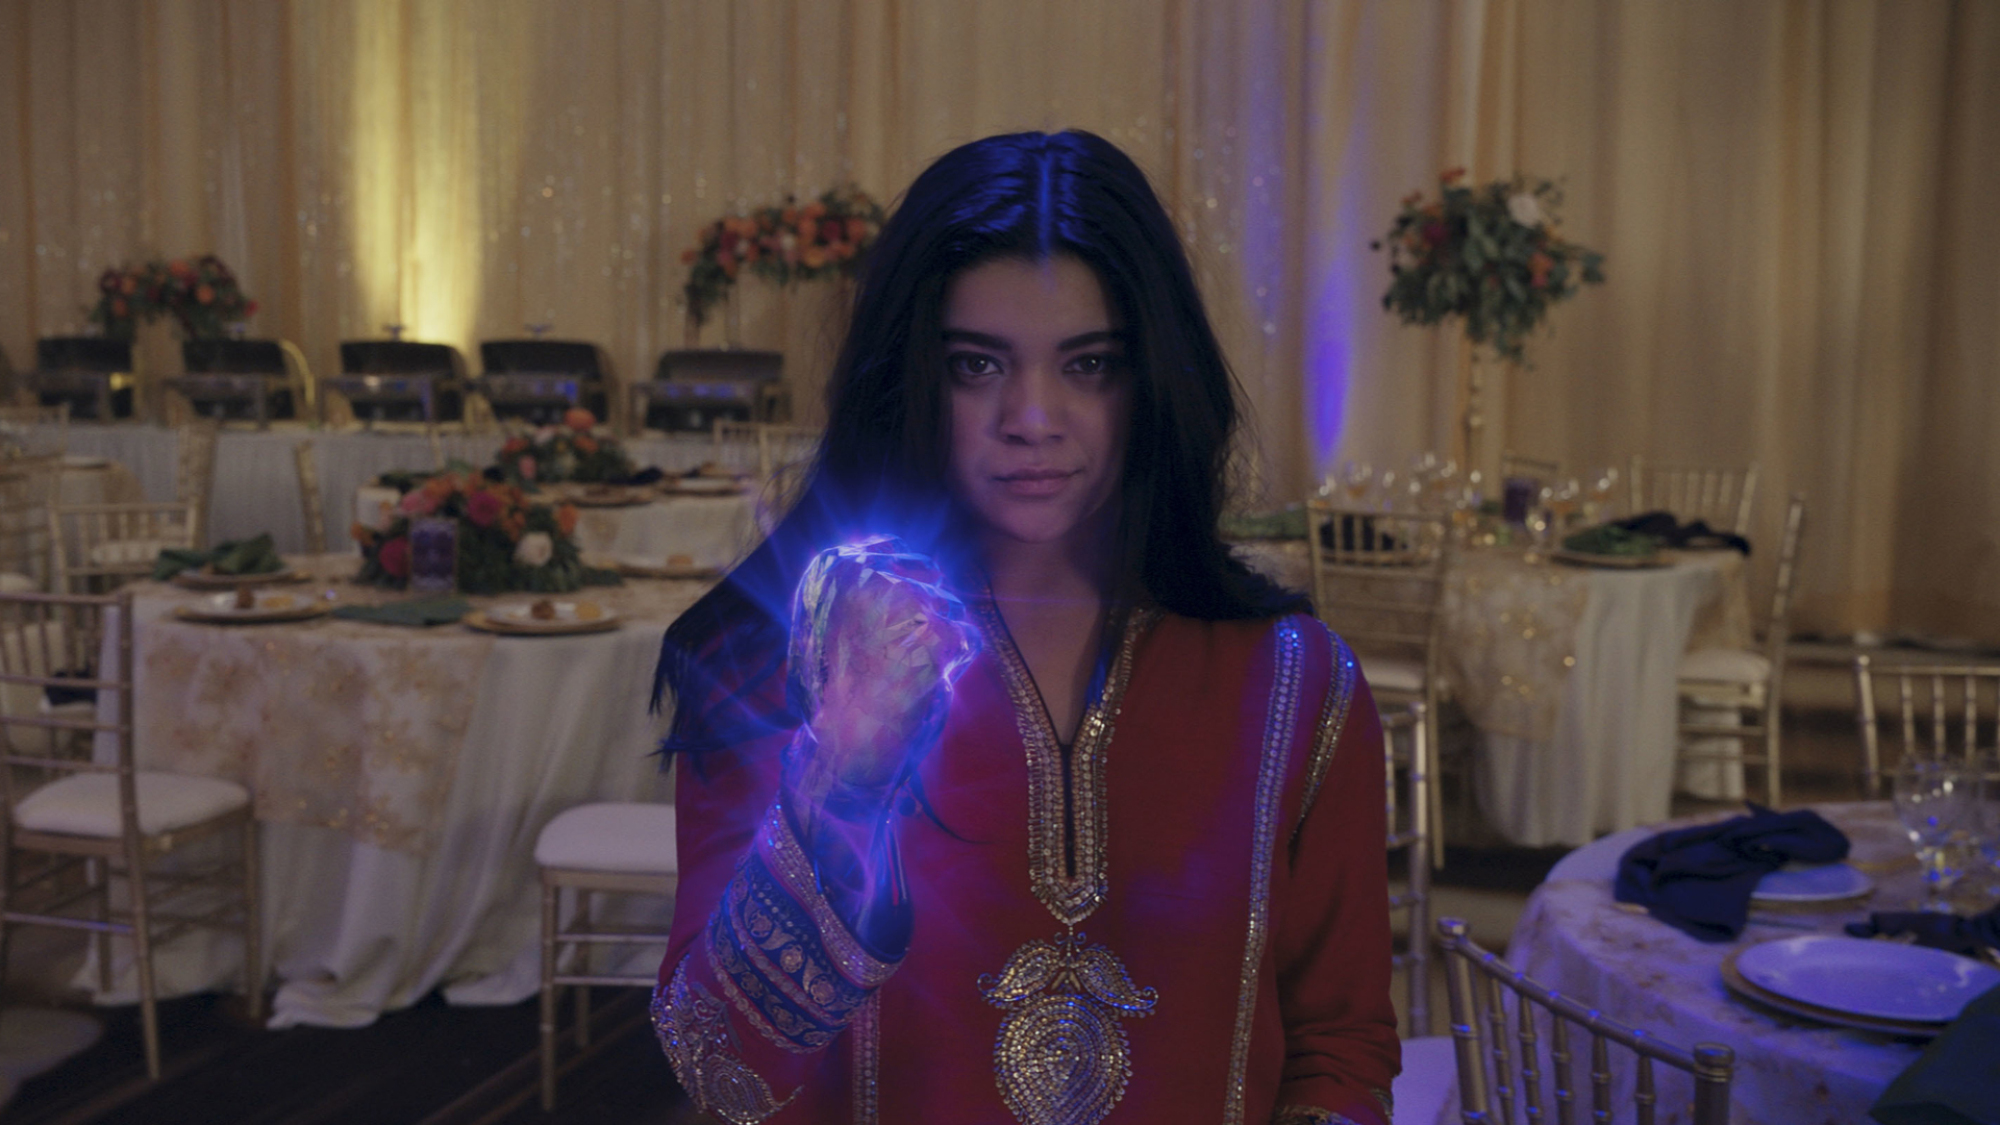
[653,130,1305,758]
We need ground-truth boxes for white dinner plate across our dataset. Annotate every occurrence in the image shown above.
[466,600,620,635]
[1734,934,2000,1023]
[174,590,332,624]
[1749,862,1874,904]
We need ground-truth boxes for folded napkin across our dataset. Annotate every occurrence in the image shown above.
[1612,511,1752,555]
[1871,981,2000,1125]
[152,533,284,580]
[1847,906,2000,958]
[1613,803,1850,941]
[616,466,666,486]
[331,596,470,627]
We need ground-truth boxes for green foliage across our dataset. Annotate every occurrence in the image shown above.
[1373,172,1606,364]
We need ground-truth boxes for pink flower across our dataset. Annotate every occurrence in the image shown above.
[518,456,537,483]
[399,489,438,517]
[378,537,410,579]
[466,490,503,528]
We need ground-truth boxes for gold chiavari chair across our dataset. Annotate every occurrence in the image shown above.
[1438,918,1735,1125]
[1852,656,2000,800]
[712,418,762,478]
[47,502,199,593]
[293,441,327,555]
[0,455,63,588]
[1675,494,1807,806]
[0,589,262,1080]
[534,803,677,1110]
[175,420,220,550]
[1500,451,1562,485]
[1306,501,1452,866]
[1627,457,1759,535]
[1382,701,1432,1037]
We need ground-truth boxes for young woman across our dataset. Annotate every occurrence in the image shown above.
[652,130,1399,1125]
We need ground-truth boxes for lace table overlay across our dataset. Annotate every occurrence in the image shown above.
[1500,803,1925,1125]
[1441,551,1591,741]
[125,555,708,854]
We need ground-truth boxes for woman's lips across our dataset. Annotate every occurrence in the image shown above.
[994,469,1078,497]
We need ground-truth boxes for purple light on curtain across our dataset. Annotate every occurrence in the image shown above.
[1304,102,1373,474]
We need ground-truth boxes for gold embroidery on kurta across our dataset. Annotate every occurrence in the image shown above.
[1223,616,1308,1124]
[1293,631,1358,844]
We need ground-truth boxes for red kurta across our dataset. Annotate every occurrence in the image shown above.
[655,603,1400,1125]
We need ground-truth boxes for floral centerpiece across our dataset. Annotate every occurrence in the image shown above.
[352,471,601,594]
[88,255,258,341]
[681,185,887,327]
[492,408,634,487]
[1373,170,1605,363]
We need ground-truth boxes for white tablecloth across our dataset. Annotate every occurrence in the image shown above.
[568,495,758,570]
[50,424,720,556]
[1491,803,1924,1125]
[88,558,703,1028]
[1233,540,1752,846]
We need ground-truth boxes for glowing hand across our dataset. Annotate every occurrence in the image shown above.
[784,537,980,827]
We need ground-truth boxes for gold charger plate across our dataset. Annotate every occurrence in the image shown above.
[1720,952,1944,1038]
[614,560,721,580]
[1551,549,1670,569]
[567,486,654,508]
[464,602,621,636]
[174,591,332,625]
[171,567,305,590]
[658,478,752,497]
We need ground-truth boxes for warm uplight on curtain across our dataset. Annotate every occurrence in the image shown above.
[0,0,1996,642]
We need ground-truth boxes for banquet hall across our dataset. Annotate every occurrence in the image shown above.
[1,2,1997,1123]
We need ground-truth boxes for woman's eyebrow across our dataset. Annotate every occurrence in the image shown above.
[940,328,1128,351]
[941,329,1012,350]
[1057,329,1127,351]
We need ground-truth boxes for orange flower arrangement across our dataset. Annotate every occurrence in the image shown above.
[353,469,602,593]
[681,185,887,327]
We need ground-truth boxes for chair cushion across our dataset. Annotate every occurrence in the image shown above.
[1360,654,1427,695]
[0,572,38,593]
[535,803,678,875]
[1392,1034,1459,1123]
[1678,647,1770,684]
[14,771,249,838]
[86,539,178,567]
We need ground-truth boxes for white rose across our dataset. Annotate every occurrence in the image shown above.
[1507,193,1544,228]
[514,532,553,568]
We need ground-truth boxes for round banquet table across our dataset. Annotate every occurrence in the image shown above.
[86,556,706,1028]
[1491,802,1930,1125]
[1232,539,1753,846]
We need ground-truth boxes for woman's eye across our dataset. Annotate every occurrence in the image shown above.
[948,353,999,381]
[1067,353,1123,379]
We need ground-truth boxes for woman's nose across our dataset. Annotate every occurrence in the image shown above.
[997,366,1061,443]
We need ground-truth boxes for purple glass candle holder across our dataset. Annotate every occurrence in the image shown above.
[409,516,458,594]
[1502,476,1538,526]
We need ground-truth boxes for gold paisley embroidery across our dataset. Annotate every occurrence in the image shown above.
[1224,616,1307,1124]
[652,962,795,1125]
[980,929,1158,1125]
[1272,1106,1368,1125]
[850,993,881,1125]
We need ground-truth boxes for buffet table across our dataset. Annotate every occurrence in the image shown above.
[50,424,721,555]
[1495,803,1929,1125]
[1234,539,1753,846]
[88,557,704,1027]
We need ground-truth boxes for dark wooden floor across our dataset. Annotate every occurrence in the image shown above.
[5,988,694,1125]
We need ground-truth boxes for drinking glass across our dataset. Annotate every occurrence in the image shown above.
[1375,470,1399,511]
[1547,478,1582,532]
[1893,759,1974,912]
[1339,461,1374,503]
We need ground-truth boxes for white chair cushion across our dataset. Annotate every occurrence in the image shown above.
[0,572,38,593]
[14,771,248,838]
[1360,654,1427,695]
[1678,647,1770,684]
[1392,1035,1459,1123]
[535,802,678,875]
[86,538,177,567]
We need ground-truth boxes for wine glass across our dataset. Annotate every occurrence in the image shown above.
[1339,461,1374,503]
[1893,758,1974,912]
[1547,478,1583,533]
[1585,467,1619,523]
[1374,470,1398,511]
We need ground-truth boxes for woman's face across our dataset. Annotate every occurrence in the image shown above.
[941,254,1132,554]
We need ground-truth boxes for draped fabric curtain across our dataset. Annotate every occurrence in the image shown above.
[1,0,1994,641]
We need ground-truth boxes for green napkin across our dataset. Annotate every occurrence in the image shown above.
[153,533,285,580]
[331,596,472,627]
[1560,524,1661,557]
[1871,981,2000,1125]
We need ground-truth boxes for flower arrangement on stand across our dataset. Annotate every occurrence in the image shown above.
[87,255,258,341]
[1373,170,1605,363]
[680,185,887,329]
[352,471,600,594]
[492,408,635,488]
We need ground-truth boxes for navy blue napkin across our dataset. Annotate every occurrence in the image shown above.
[1871,981,2000,1125]
[1613,803,1849,941]
[1613,511,1752,555]
[1847,906,2000,958]
[616,466,666,486]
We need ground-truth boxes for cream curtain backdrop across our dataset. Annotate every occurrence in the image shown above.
[1,0,1995,641]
